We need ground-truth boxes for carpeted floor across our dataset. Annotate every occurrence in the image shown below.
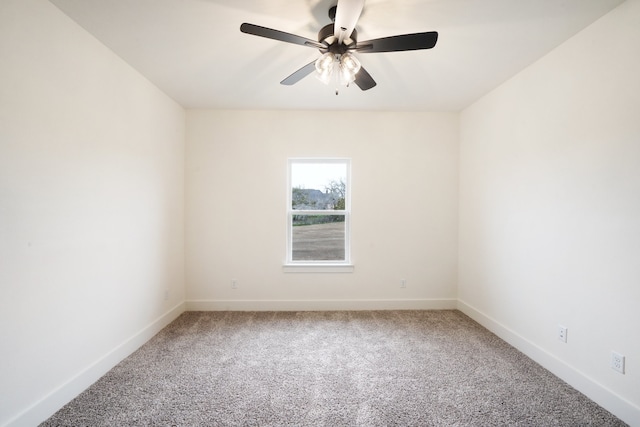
[42,310,626,426]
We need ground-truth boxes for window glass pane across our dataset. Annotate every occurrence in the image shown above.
[291,163,347,211]
[292,215,345,261]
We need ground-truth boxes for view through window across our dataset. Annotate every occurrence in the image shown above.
[288,159,350,263]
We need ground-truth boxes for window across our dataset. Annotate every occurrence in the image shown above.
[286,159,351,267]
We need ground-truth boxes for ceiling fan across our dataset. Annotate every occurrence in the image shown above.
[240,0,438,92]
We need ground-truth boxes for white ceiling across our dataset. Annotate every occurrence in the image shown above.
[49,0,624,111]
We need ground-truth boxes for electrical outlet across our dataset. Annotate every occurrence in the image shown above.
[400,279,406,288]
[558,325,568,343]
[611,351,625,374]
[231,279,238,289]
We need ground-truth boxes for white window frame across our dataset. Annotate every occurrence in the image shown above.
[284,158,353,272]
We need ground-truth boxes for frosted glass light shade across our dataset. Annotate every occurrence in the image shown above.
[315,52,335,85]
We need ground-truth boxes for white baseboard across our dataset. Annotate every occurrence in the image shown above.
[6,302,186,427]
[456,299,640,427]
[186,298,458,312]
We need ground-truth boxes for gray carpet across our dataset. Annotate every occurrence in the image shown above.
[42,310,626,426]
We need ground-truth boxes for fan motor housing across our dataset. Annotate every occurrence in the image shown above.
[318,24,357,54]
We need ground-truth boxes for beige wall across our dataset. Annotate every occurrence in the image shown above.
[458,0,640,423]
[0,0,185,425]
[186,110,459,310]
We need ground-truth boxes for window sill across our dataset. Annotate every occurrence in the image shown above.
[282,264,355,273]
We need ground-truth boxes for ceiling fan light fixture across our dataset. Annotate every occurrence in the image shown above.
[316,52,336,85]
[315,52,335,74]
[315,52,336,85]
[339,64,356,85]
[315,52,361,87]
[341,53,361,74]
[339,53,361,84]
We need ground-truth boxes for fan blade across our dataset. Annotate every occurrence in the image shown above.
[334,0,365,40]
[281,61,317,85]
[240,23,326,49]
[356,32,438,53]
[354,66,376,91]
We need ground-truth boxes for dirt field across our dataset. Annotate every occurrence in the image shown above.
[292,222,345,261]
